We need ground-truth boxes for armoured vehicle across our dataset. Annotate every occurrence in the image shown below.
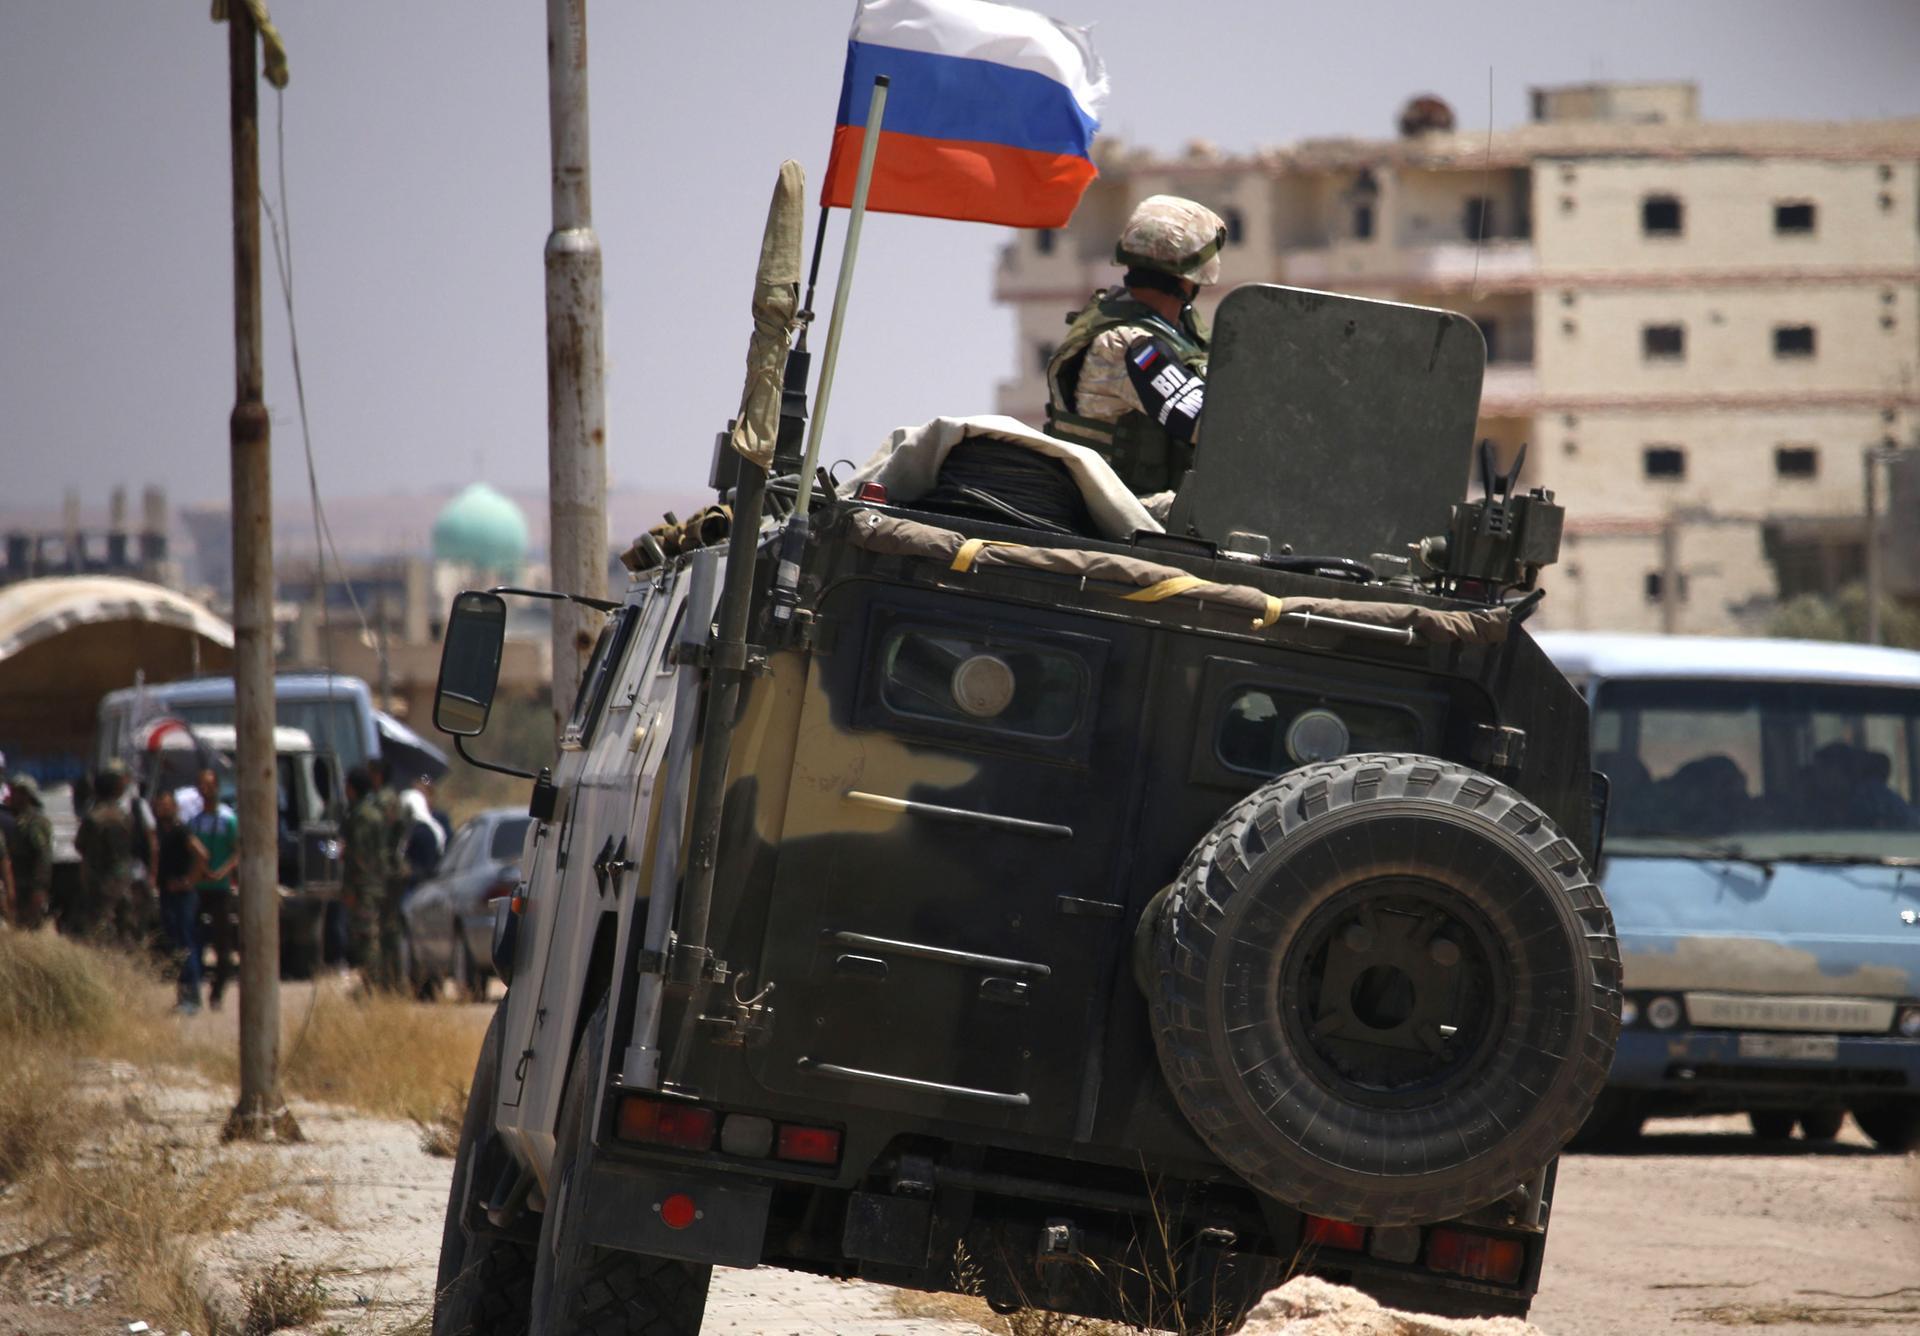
[430,167,1619,1334]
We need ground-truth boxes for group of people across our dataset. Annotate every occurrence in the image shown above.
[0,761,241,1013]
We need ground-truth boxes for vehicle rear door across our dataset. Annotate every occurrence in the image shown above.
[753,582,1150,1142]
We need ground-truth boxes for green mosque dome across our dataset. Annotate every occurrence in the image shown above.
[432,483,529,573]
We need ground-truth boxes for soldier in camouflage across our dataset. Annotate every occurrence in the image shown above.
[343,765,401,990]
[1045,195,1224,497]
[74,766,138,944]
[5,774,54,929]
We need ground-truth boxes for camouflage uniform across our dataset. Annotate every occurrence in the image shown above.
[1045,195,1224,496]
[6,775,54,929]
[75,794,136,944]
[344,788,401,989]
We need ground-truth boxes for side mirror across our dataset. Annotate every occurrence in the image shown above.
[435,591,507,737]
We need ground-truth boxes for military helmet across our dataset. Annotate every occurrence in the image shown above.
[8,772,40,804]
[1114,195,1227,286]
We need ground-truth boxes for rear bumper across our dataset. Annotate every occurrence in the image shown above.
[1611,1029,1920,1099]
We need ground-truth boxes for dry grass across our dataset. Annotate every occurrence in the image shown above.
[0,932,337,1332]
[416,1086,467,1159]
[889,1289,1137,1334]
[278,987,486,1125]
[240,1259,330,1336]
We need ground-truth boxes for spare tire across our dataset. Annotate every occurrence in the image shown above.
[1146,753,1619,1226]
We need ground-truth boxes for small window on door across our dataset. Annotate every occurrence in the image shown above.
[880,627,1088,741]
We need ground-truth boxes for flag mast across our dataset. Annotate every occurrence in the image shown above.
[794,75,889,516]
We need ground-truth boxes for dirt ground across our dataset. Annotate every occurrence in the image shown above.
[5,987,1917,1335]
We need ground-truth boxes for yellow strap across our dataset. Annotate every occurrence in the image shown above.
[1252,596,1290,630]
[1122,575,1207,603]
[949,538,1022,573]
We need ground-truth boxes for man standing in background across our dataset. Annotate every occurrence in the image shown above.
[342,765,400,991]
[154,788,209,1013]
[188,768,241,1008]
[4,775,53,930]
[75,765,136,943]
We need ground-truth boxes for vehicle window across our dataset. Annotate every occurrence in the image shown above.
[1217,686,1423,775]
[563,608,639,749]
[1595,678,1920,859]
[489,817,532,861]
[879,627,1087,740]
[442,824,478,872]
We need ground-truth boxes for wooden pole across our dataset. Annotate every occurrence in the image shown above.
[224,0,299,1143]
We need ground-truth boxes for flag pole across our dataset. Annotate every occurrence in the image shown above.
[794,74,888,516]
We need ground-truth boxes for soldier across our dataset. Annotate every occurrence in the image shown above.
[74,766,137,943]
[1044,194,1224,497]
[5,774,55,928]
[342,765,400,991]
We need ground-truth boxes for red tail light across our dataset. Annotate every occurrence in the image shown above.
[617,1097,716,1151]
[658,1191,698,1230]
[1303,1215,1367,1252]
[1425,1228,1525,1284]
[774,1124,842,1165]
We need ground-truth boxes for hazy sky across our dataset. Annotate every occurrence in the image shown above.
[3,1,1918,517]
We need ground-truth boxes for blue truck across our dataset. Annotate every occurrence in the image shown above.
[1538,632,1920,1150]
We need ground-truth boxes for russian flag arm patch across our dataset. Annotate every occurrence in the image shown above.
[1124,335,1205,444]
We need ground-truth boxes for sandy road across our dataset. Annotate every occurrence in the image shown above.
[7,984,1916,1334]
[1535,1116,1920,1334]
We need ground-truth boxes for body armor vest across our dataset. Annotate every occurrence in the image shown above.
[1044,289,1209,495]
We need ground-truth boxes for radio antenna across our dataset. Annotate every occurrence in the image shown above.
[1471,65,1493,302]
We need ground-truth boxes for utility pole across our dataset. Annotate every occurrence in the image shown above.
[544,0,609,731]
[223,0,299,1143]
[1864,444,1889,646]
[1658,511,1681,636]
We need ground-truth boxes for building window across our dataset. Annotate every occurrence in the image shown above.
[1643,446,1686,479]
[1352,203,1374,240]
[1035,228,1056,255]
[1462,196,1495,241]
[1642,323,1685,361]
[1773,201,1816,234]
[1223,207,1245,245]
[1775,446,1819,479]
[1642,194,1683,236]
[1035,342,1055,375]
[1645,571,1689,603]
[1773,324,1816,358]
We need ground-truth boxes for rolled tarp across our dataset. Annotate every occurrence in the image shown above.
[728,160,806,470]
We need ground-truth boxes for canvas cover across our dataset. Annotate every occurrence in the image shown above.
[839,415,1161,540]
[843,508,1509,644]
[728,161,805,469]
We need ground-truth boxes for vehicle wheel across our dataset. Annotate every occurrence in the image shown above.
[1748,1110,1795,1141]
[528,997,712,1334]
[433,1005,535,1336]
[1146,753,1620,1227]
[456,933,488,1004]
[1797,1108,1845,1141]
[1569,1090,1646,1151]
[1851,1102,1920,1152]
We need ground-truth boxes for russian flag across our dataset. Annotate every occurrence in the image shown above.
[822,0,1108,229]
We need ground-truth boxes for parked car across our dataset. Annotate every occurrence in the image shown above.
[400,807,531,1001]
[1539,632,1920,1151]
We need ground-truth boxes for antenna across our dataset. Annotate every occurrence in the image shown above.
[1471,66,1493,303]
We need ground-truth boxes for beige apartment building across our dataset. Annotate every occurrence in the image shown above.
[994,82,1920,633]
